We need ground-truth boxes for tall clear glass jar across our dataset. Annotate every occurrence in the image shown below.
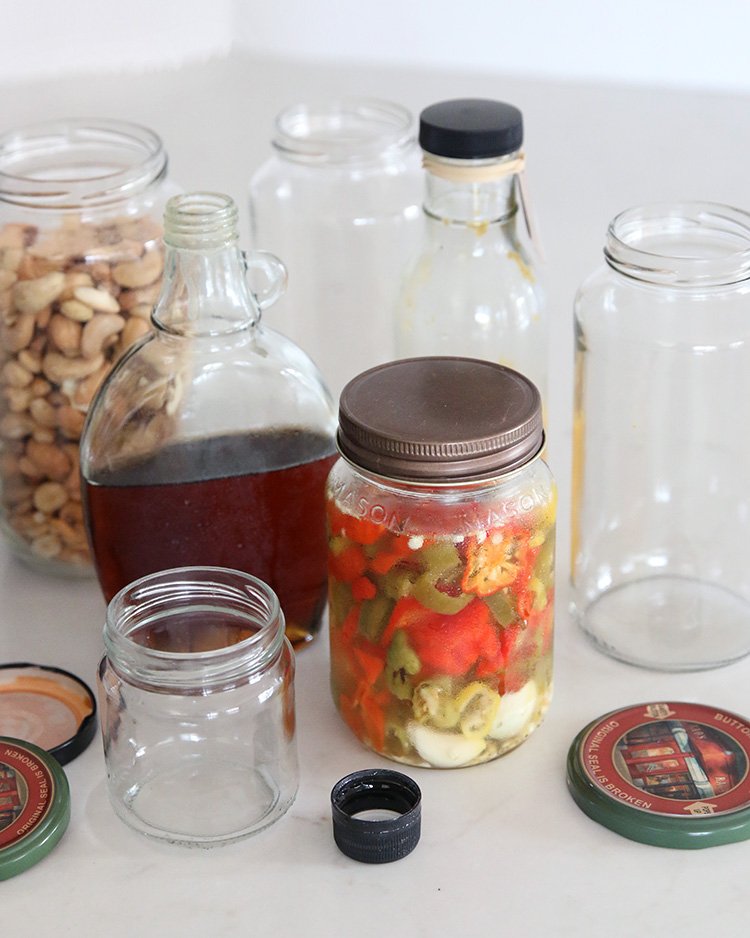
[98,566,298,846]
[80,192,337,647]
[0,119,177,575]
[248,98,421,399]
[327,358,555,768]
[572,202,750,670]
[394,99,547,409]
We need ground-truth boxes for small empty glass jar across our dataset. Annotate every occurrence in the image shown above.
[98,566,298,847]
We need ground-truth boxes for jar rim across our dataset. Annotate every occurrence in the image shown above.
[104,566,285,691]
[604,202,750,287]
[0,118,167,210]
[272,97,414,164]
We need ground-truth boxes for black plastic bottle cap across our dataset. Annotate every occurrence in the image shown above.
[419,99,523,160]
[331,769,422,863]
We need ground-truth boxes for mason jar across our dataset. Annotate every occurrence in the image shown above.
[0,119,178,575]
[248,98,421,398]
[98,567,298,847]
[326,357,556,769]
[572,202,750,670]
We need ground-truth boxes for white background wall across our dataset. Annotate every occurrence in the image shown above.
[3,0,750,92]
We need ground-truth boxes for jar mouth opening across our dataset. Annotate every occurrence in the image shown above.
[605,202,750,286]
[104,567,285,687]
[273,98,414,164]
[0,119,167,210]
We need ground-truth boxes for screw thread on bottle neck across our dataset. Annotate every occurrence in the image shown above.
[163,192,240,250]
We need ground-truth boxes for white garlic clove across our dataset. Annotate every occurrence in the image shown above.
[489,680,538,742]
[407,722,485,768]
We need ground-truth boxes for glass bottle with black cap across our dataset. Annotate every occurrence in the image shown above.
[394,98,547,408]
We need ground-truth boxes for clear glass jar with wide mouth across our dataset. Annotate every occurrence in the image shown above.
[98,566,298,847]
[572,202,750,670]
[327,358,556,768]
[0,119,178,576]
[248,98,421,398]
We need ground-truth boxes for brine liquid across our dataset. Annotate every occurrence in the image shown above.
[84,431,336,646]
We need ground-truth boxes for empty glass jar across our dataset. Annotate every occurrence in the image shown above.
[248,98,421,398]
[98,567,298,846]
[572,202,750,670]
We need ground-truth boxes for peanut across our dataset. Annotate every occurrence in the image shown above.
[33,481,68,514]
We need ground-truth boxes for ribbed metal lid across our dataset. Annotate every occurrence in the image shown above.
[337,357,543,482]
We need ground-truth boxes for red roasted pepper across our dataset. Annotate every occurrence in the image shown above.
[383,597,503,678]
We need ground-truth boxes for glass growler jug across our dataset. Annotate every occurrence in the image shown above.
[81,192,337,646]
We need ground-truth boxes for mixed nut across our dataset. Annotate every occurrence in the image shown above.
[0,215,163,570]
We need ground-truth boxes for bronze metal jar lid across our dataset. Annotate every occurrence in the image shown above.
[337,357,543,482]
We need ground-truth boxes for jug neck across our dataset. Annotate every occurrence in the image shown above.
[152,192,259,337]
[423,153,520,227]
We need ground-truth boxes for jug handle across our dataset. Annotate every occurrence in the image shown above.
[243,250,288,312]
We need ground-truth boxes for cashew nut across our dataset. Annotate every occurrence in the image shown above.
[80,314,125,359]
[12,272,65,314]
[42,351,105,383]
[112,248,163,288]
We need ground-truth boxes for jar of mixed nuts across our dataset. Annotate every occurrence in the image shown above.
[327,357,555,768]
[0,119,178,574]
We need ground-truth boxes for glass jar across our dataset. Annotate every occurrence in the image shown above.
[0,119,177,575]
[248,98,421,399]
[98,566,298,847]
[80,192,337,647]
[394,99,547,410]
[572,202,750,670]
[327,358,555,768]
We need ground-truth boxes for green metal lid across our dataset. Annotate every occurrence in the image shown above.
[567,701,750,849]
[0,737,70,879]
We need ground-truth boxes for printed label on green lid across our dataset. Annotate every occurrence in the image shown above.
[580,702,750,818]
[0,741,55,851]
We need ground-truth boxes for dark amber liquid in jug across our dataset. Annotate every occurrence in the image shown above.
[85,430,335,644]
[81,193,337,646]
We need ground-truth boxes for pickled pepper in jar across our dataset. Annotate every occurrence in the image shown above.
[326,358,555,768]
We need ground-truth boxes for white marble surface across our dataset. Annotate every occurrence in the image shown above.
[2,52,750,935]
